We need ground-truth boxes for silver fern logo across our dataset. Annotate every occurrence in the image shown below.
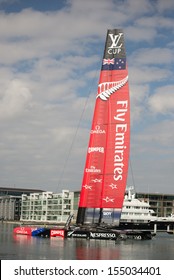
[97,75,128,101]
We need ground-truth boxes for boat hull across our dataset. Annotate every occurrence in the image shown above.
[65,229,153,240]
[13,226,37,235]
[13,226,50,237]
[13,226,154,240]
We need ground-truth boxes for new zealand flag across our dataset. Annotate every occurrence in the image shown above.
[102,58,126,71]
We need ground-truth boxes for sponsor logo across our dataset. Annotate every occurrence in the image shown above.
[71,233,87,238]
[67,231,88,238]
[103,212,112,216]
[90,232,116,238]
[109,183,117,189]
[14,227,36,235]
[108,32,123,55]
[88,147,104,153]
[103,196,114,203]
[67,231,73,236]
[85,166,101,173]
[50,230,64,237]
[90,125,106,134]
[113,100,129,182]
[83,184,92,190]
[16,230,29,234]
[97,76,128,101]
[91,178,102,183]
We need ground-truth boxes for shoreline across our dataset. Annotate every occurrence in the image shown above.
[1,220,66,227]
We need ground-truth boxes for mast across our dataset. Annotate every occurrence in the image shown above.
[76,29,130,226]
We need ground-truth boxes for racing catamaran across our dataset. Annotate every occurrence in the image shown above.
[13,29,154,240]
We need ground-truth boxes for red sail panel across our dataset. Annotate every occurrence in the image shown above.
[100,70,130,209]
[79,100,108,208]
[77,29,130,224]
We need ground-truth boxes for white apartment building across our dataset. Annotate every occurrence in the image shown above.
[20,190,74,223]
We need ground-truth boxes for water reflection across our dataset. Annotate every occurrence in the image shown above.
[74,239,120,259]
[13,234,32,244]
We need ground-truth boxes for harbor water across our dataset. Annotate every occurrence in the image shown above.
[0,223,174,260]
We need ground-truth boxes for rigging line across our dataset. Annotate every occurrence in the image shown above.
[57,70,99,191]
[129,157,136,190]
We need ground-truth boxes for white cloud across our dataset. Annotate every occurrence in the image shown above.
[131,48,174,65]
[129,85,149,123]
[0,0,173,194]
[0,79,32,120]
[148,85,174,115]
[117,0,153,16]
[129,65,171,84]
[136,16,174,29]
[157,0,174,12]
[125,26,157,42]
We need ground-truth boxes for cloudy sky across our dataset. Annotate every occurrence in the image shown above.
[0,0,174,194]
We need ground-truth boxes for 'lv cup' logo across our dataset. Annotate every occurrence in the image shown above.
[108,33,123,54]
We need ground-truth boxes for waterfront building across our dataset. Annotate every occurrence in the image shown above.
[0,187,44,196]
[0,186,174,222]
[0,187,44,220]
[137,192,174,217]
[0,196,21,220]
[20,190,74,223]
